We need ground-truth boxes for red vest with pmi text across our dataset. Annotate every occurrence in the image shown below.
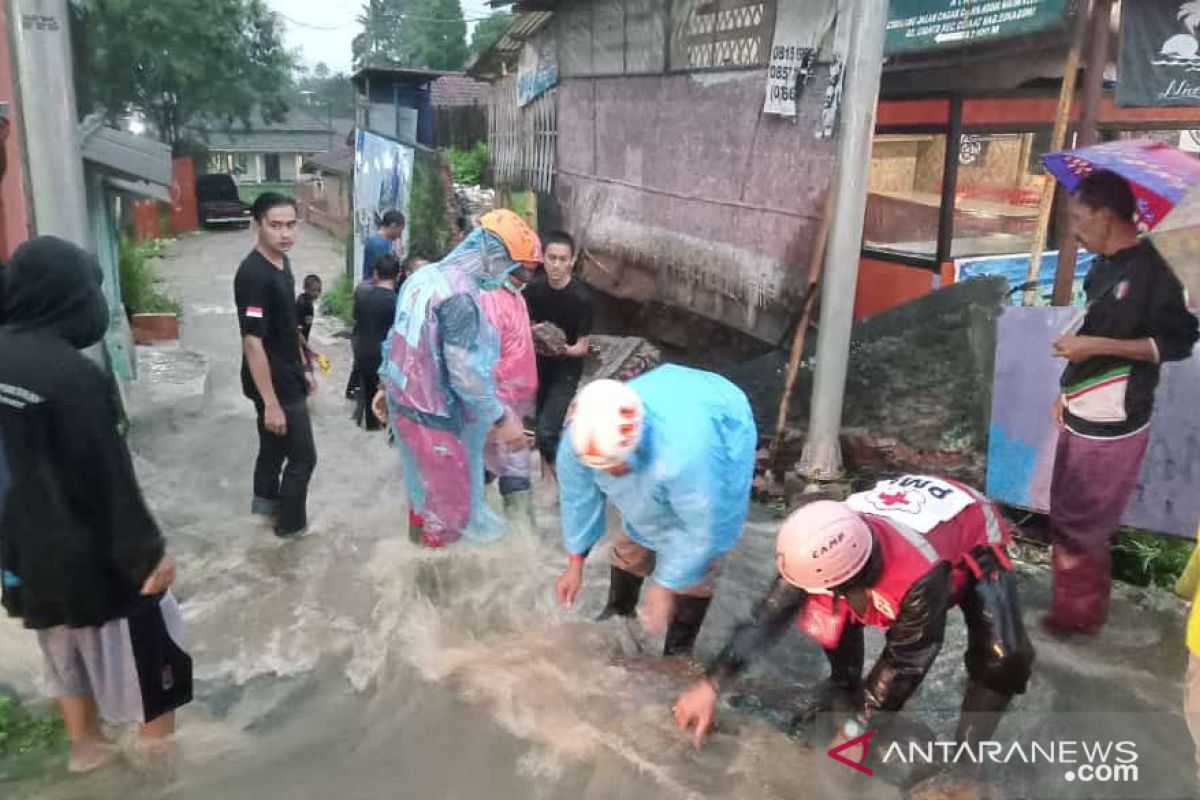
[795,476,1011,649]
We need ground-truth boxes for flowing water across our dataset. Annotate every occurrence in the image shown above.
[0,229,1191,800]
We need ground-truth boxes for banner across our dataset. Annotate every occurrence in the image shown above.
[516,31,558,107]
[762,0,834,116]
[352,130,414,281]
[886,0,1069,55]
[1118,0,1200,107]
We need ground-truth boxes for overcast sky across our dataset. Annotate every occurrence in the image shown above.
[266,0,500,74]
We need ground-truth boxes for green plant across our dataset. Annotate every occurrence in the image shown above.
[0,694,64,764]
[118,236,182,315]
[408,150,452,260]
[322,272,355,327]
[1112,530,1195,589]
[445,142,489,186]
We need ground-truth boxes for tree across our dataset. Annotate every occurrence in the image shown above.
[397,0,469,71]
[296,68,357,120]
[79,0,295,154]
[470,11,513,58]
[353,0,404,70]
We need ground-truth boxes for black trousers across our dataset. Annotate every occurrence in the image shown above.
[535,362,581,466]
[354,359,383,431]
[253,398,317,535]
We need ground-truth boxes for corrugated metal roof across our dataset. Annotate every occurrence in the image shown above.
[202,131,334,153]
[351,66,447,88]
[304,145,354,176]
[78,120,172,188]
[192,109,337,153]
[468,11,554,80]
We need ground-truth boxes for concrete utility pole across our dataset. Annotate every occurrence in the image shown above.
[798,0,889,482]
[10,0,90,244]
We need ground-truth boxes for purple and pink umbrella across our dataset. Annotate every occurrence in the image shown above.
[1042,138,1200,230]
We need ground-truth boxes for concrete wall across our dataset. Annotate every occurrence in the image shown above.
[554,70,837,343]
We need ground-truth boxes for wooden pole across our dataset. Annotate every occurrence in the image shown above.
[769,181,835,481]
[1023,2,1092,306]
[1052,0,1111,306]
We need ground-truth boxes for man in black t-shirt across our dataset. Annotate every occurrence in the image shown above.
[233,193,318,538]
[351,254,400,431]
[1044,170,1198,637]
[524,231,593,476]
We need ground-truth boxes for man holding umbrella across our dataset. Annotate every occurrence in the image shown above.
[1045,168,1197,637]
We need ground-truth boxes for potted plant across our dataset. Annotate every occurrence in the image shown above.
[119,236,182,344]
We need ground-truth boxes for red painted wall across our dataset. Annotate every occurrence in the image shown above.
[167,158,198,234]
[854,257,940,320]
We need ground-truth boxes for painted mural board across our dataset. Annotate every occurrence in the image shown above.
[986,305,1200,536]
[955,249,1096,306]
[886,0,1070,55]
[352,130,414,281]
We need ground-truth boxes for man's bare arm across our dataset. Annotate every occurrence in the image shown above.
[243,335,280,408]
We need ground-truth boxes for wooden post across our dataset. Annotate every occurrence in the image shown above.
[1052,0,1111,306]
[769,182,835,481]
[1023,1,1092,306]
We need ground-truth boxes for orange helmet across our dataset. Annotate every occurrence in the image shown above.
[479,209,543,265]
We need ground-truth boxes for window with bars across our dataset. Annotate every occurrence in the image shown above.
[671,0,775,71]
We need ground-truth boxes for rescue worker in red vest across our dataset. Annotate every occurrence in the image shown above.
[672,475,1035,756]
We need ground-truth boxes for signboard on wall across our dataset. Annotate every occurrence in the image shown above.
[1117,0,1200,107]
[762,0,833,116]
[352,130,414,281]
[986,306,1200,537]
[517,32,558,107]
[886,0,1070,55]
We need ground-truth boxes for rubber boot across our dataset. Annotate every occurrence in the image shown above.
[595,567,644,621]
[954,681,1013,748]
[662,596,712,657]
[407,509,424,546]
[501,489,536,539]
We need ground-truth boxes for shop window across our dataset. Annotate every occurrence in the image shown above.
[950,131,1049,258]
[863,133,948,261]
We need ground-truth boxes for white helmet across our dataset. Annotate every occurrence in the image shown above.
[568,379,644,470]
[775,501,873,592]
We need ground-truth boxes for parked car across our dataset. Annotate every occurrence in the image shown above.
[196,174,251,228]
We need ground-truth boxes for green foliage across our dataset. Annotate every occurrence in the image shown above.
[119,236,182,315]
[1112,530,1195,589]
[294,63,356,119]
[0,694,64,777]
[445,143,489,186]
[77,0,296,154]
[322,272,356,327]
[408,151,452,261]
[353,0,468,71]
[470,11,514,57]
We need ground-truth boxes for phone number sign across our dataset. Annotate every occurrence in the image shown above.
[886,0,1069,55]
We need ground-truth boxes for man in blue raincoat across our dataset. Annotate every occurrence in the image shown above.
[553,365,756,656]
[371,209,542,548]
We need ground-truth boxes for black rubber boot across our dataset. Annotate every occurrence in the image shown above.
[954,680,1013,748]
[595,567,644,621]
[662,596,712,657]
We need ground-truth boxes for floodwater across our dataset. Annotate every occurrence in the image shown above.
[0,228,1192,800]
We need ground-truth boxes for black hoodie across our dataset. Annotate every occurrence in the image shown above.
[0,236,165,629]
